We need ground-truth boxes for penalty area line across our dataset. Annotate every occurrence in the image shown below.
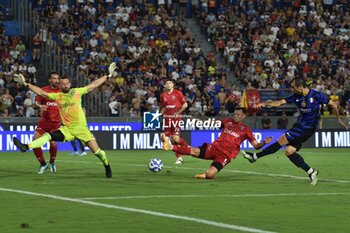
[0,187,276,233]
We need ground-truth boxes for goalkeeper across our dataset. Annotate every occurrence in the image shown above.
[12,63,117,178]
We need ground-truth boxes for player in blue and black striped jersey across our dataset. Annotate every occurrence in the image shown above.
[242,78,348,185]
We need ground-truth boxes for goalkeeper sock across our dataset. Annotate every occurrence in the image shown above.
[29,133,51,149]
[70,141,78,152]
[94,149,109,166]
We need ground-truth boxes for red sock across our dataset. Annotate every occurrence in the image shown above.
[49,142,57,163]
[177,138,189,146]
[33,148,45,164]
[173,145,191,155]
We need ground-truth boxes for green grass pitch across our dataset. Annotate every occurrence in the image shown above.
[0,148,349,233]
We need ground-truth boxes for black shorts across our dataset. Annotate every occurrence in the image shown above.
[285,123,315,151]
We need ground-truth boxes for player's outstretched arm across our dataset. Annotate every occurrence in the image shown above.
[86,74,108,92]
[256,99,287,109]
[328,100,348,129]
[13,74,49,98]
[251,136,273,150]
[86,62,116,92]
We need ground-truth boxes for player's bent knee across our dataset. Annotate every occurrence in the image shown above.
[285,146,296,156]
[49,130,65,142]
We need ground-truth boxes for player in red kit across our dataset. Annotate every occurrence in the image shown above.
[162,108,273,179]
[160,79,189,164]
[33,71,61,174]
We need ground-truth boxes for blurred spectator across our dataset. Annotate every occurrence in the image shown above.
[108,95,120,116]
[261,112,272,129]
[277,112,289,129]
[15,40,26,53]
[0,108,9,117]
[0,88,14,114]
[0,75,5,88]
[14,91,24,113]
[32,33,41,61]
[341,75,350,107]
[27,63,37,83]
[23,92,36,117]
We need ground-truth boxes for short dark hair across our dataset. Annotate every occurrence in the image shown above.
[49,71,59,78]
[235,107,248,114]
[292,78,307,87]
[59,76,71,82]
[166,78,175,83]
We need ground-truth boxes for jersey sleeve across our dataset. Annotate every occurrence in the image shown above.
[76,87,88,96]
[221,118,231,128]
[284,93,296,104]
[160,93,165,108]
[246,127,256,143]
[35,94,43,104]
[177,90,186,105]
[47,93,59,100]
[314,91,330,104]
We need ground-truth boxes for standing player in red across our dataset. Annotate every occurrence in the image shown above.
[160,79,189,164]
[162,107,273,179]
[33,71,61,174]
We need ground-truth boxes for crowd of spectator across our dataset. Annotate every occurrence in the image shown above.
[197,0,350,115]
[1,0,350,121]
[29,0,241,118]
[0,23,38,118]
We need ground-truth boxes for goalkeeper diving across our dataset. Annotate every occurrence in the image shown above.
[12,63,117,178]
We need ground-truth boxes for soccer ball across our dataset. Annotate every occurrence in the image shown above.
[148,158,163,173]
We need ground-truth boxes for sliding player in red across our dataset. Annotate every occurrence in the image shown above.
[162,107,273,179]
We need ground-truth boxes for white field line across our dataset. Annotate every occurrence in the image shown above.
[59,160,350,184]
[81,192,350,200]
[0,187,276,233]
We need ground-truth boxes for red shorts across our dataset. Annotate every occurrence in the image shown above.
[36,121,61,135]
[163,117,181,136]
[199,143,235,168]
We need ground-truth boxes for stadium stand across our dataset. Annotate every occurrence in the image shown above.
[1,0,349,123]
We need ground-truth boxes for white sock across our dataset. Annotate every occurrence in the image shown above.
[307,168,314,175]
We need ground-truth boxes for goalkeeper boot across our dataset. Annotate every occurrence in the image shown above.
[241,151,257,163]
[38,164,49,174]
[70,151,79,156]
[161,133,172,151]
[104,164,112,178]
[309,169,319,186]
[49,163,56,173]
[13,137,29,152]
[79,151,87,156]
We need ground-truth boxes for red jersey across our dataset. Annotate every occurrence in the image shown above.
[36,86,61,123]
[212,118,256,159]
[160,89,186,116]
